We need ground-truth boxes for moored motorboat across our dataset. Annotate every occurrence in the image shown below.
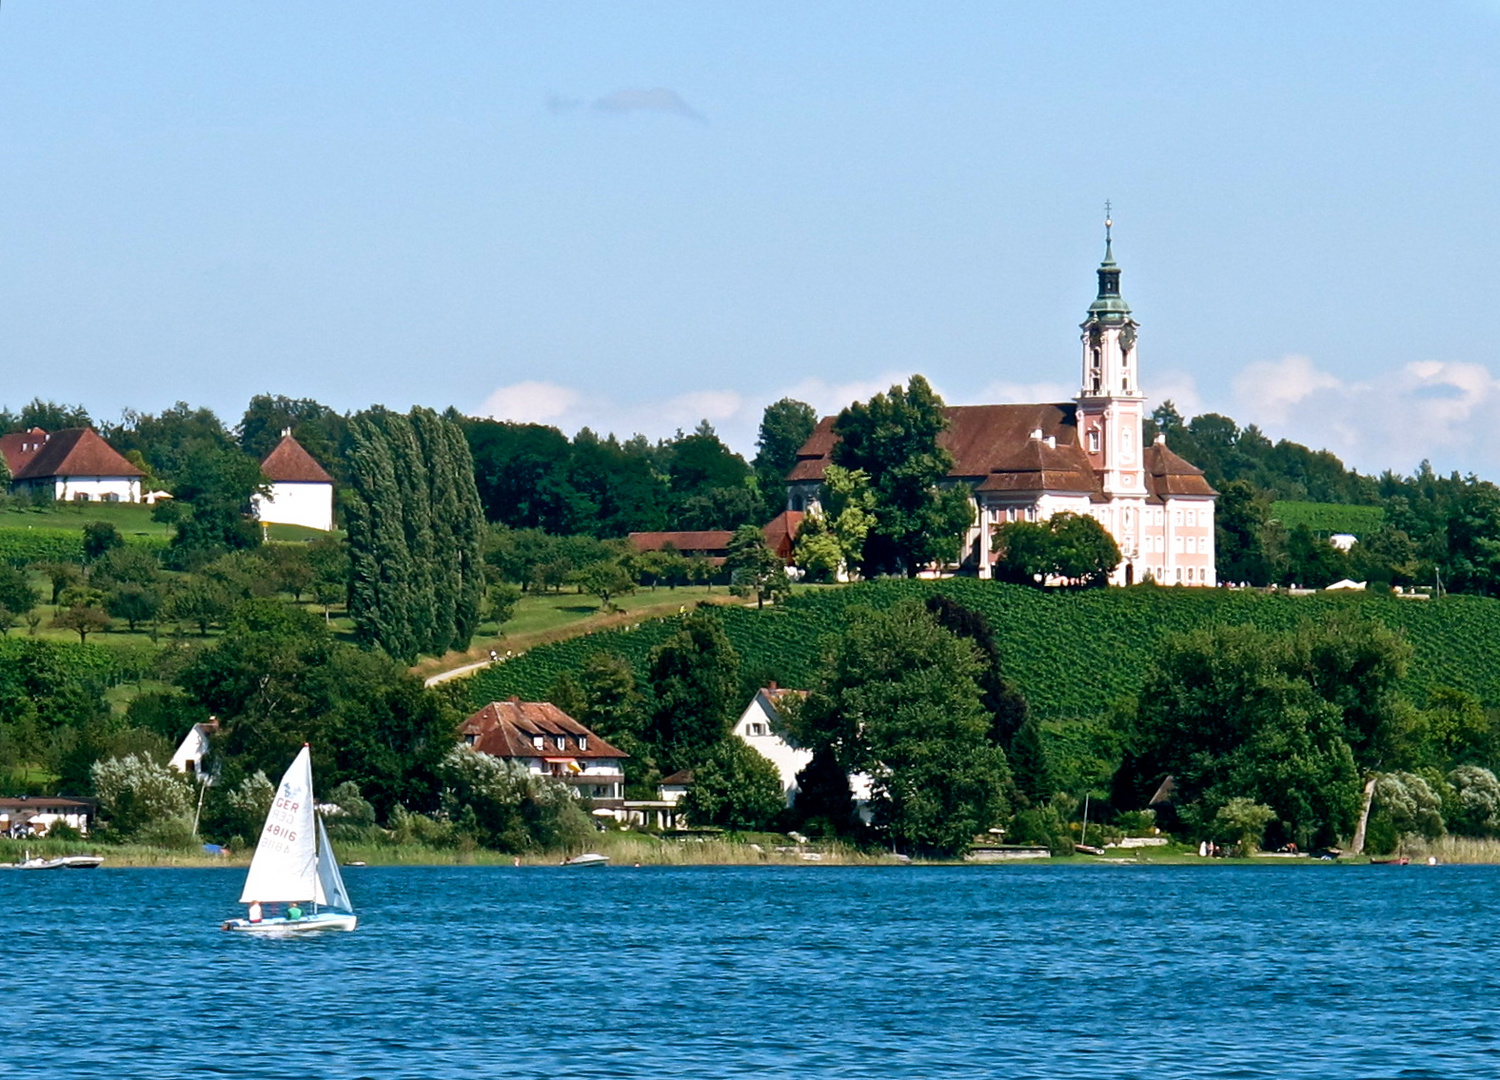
[0,854,104,870]
[562,853,609,867]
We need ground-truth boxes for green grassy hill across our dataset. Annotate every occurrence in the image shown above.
[465,580,1500,719]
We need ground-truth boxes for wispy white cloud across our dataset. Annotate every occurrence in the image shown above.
[593,87,707,123]
[1231,354,1342,425]
[547,88,707,122]
[1227,354,1500,473]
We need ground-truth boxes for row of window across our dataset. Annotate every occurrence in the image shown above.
[531,733,587,752]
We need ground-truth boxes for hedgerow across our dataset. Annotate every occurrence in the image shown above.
[0,527,168,567]
[466,581,1500,719]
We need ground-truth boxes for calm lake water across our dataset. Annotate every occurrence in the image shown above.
[2,863,1498,1079]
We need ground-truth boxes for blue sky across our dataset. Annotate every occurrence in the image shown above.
[4,2,1499,475]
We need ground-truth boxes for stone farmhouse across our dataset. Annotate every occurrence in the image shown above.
[0,427,145,503]
[785,225,1218,586]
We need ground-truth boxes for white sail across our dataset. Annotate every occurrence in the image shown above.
[238,746,318,904]
[313,814,353,913]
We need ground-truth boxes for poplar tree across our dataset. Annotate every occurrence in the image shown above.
[346,412,417,661]
[346,406,486,661]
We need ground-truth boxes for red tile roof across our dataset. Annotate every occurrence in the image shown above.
[260,434,333,484]
[760,511,805,561]
[1144,439,1218,499]
[628,531,734,558]
[0,428,144,481]
[788,405,1104,498]
[461,700,629,761]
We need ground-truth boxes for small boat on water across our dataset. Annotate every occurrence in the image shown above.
[221,745,357,933]
[0,854,104,870]
[562,853,609,867]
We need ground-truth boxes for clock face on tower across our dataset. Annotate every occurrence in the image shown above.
[1120,323,1137,357]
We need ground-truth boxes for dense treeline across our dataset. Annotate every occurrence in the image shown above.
[1149,402,1500,594]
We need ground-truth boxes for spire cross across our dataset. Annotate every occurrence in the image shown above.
[1104,200,1113,238]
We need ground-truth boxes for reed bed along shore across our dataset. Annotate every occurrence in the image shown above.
[19,832,1500,869]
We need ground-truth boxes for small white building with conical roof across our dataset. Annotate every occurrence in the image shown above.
[251,430,335,532]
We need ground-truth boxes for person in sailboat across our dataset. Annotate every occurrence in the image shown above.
[248,901,263,923]
[287,903,303,921]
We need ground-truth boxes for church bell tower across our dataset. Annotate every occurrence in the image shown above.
[1075,210,1146,500]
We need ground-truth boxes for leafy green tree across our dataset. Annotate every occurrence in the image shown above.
[790,746,855,836]
[1445,482,1500,597]
[89,546,161,589]
[581,560,636,611]
[923,593,1029,746]
[82,521,124,562]
[0,567,40,628]
[91,753,195,840]
[35,561,83,605]
[646,607,742,772]
[237,396,348,482]
[486,582,523,630]
[1215,480,1273,585]
[1008,715,1054,807]
[51,589,111,642]
[105,402,234,483]
[994,512,1120,587]
[1372,771,1446,841]
[105,583,163,632]
[163,444,268,564]
[726,524,789,609]
[831,376,975,576]
[754,398,818,519]
[345,407,484,661]
[682,739,785,831]
[166,579,233,636]
[1448,766,1500,837]
[792,599,1010,855]
[437,747,593,852]
[1213,798,1278,854]
[17,398,91,432]
[1280,523,1351,587]
[1122,623,1374,848]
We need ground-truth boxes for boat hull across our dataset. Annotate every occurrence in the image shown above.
[222,912,358,933]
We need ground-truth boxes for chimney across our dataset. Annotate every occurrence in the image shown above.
[1045,435,1056,449]
[1154,432,1166,445]
[768,680,778,691]
[282,427,292,438]
[1030,428,1044,441]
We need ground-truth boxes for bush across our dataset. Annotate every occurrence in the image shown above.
[91,754,195,839]
[1011,804,1074,855]
[1213,798,1278,854]
[437,747,593,853]
[1448,766,1500,837]
[681,739,786,832]
[1374,771,1447,841]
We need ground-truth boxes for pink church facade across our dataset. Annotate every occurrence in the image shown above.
[787,223,1218,586]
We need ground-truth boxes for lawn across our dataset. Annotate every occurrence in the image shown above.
[0,501,172,538]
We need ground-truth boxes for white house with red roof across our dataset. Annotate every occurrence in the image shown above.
[461,699,629,809]
[785,222,1218,586]
[251,430,335,532]
[0,427,145,503]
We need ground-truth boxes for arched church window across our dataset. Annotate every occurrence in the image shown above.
[1087,430,1100,453]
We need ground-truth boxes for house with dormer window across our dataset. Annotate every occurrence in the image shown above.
[460,699,628,809]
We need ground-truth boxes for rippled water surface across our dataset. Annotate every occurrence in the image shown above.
[4,863,1499,1078]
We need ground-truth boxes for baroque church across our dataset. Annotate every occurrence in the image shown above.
[785,221,1218,586]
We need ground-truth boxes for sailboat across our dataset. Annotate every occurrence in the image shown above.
[221,745,358,933]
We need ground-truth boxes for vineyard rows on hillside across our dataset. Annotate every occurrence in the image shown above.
[465,581,1500,719]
